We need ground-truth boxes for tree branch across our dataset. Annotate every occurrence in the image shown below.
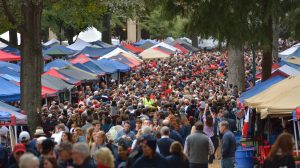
[1,0,17,25]
[0,37,21,50]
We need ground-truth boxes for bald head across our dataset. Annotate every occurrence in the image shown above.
[160,126,170,136]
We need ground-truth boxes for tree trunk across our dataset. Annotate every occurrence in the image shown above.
[64,26,75,45]
[272,17,279,63]
[102,13,112,44]
[190,33,198,48]
[9,29,18,46]
[20,1,43,135]
[228,44,245,91]
[261,14,273,81]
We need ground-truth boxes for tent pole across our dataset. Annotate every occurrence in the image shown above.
[14,125,17,144]
[45,96,48,106]
[293,120,299,156]
[118,72,120,86]
[69,89,72,103]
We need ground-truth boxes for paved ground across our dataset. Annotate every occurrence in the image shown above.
[209,160,220,168]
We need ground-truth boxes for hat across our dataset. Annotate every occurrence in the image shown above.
[19,131,30,141]
[142,134,156,151]
[34,128,45,136]
[13,143,26,154]
[36,136,47,144]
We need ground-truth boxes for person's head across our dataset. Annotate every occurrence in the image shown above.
[19,153,39,168]
[162,119,170,126]
[34,127,46,138]
[169,141,187,160]
[61,131,72,143]
[118,141,129,160]
[19,131,30,145]
[41,139,55,156]
[96,147,115,168]
[57,142,73,161]
[42,156,58,168]
[160,126,170,136]
[135,119,142,130]
[72,142,90,166]
[36,136,47,153]
[96,131,106,145]
[92,120,101,131]
[219,121,229,134]
[268,132,294,160]
[56,123,65,133]
[123,121,131,133]
[13,143,26,162]
[205,115,214,127]
[141,135,156,157]
[194,121,204,131]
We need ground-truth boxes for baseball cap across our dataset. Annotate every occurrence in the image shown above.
[13,143,26,154]
[19,131,30,142]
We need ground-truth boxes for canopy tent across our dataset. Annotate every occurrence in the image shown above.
[139,41,156,50]
[81,46,116,58]
[172,39,199,52]
[285,56,300,66]
[73,27,102,42]
[279,43,300,60]
[245,76,300,119]
[0,101,26,125]
[96,58,130,72]
[0,77,20,102]
[122,44,143,54]
[0,61,20,72]
[239,76,285,103]
[173,43,189,54]
[67,38,91,51]
[0,31,21,45]
[44,45,76,58]
[0,42,7,49]
[44,59,72,72]
[155,46,175,55]
[93,59,118,74]
[43,69,80,85]
[100,47,142,62]
[43,39,60,48]
[0,74,20,83]
[90,40,114,48]
[164,37,175,44]
[198,38,219,49]
[134,39,158,46]
[108,54,137,68]
[0,67,20,77]
[70,54,90,64]
[42,74,74,91]
[1,46,20,55]
[41,86,58,98]
[150,42,180,52]
[139,47,170,59]
[255,63,280,79]
[276,64,300,76]
[73,62,105,76]
[57,66,99,81]
[0,50,21,61]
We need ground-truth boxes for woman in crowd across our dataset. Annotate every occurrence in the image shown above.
[115,141,130,168]
[91,131,107,160]
[263,132,295,168]
[72,127,85,143]
[42,156,58,168]
[61,131,72,143]
[96,147,115,168]
[166,141,189,168]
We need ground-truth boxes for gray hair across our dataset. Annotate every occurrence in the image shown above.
[72,142,90,158]
[19,153,39,168]
[219,121,229,129]
[160,126,170,136]
[142,126,152,135]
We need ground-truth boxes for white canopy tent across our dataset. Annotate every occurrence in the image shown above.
[0,31,21,45]
[67,38,91,51]
[150,42,181,52]
[99,47,142,62]
[73,27,102,42]
[279,43,300,60]
[43,39,59,46]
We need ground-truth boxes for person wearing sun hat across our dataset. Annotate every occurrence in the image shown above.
[132,134,168,168]
[28,127,46,153]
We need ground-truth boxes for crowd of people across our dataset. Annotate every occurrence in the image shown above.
[0,48,295,168]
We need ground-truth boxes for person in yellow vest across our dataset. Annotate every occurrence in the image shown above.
[142,94,154,108]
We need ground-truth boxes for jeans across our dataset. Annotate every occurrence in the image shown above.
[221,157,235,168]
[189,163,208,168]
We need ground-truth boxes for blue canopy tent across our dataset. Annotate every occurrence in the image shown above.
[0,77,20,102]
[1,46,20,55]
[0,66,20,77]
[134,39,158,46]
[239,76,285,103]
[81,46,116,58]
[96,58,130,72]
[44,59,72,71]
[0,111,10,122]
[0,101,26,125]
[73,62,105,76]
[0,74,20,82]
[0,61,20,72]
[92,60,117,74]
[90,41,114,48]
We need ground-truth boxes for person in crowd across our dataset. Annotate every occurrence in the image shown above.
[40,138,56,160]
[19,131,38,156]
[102,117,113,133]
[0,143,8,168]
[90,131,107,160]
[115,141,129,168]
[157,126,174,157]
[96,147,115,168]
[8,143,26,168]
[56,142,73,168]
[51,124,66,145]
[28,127,46,152]
[134,119,142,134]
[18,153,39,168]
[115,121,135,146]
[263,132,295,168]
[72,127,85,143]
[41,156,58,168]
[92,120,101,133]
[86,127,95,149]
[72,142,96,168]
[36,136,47,156]
[81,117,93,135]
[61,132,72,143]
[162,119,183,144]
[219,121,236,168]
[132,135,168,168]
[184,121,215,168]
[166,141,189,168]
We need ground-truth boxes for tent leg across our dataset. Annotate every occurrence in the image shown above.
[21,126,23,132]
[69,89,72,103]
[45,96,48,106]
[14,126,17,144]
[294,120,299,156]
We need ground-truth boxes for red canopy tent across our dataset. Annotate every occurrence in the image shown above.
[153,47,172,55]
[42,86,57,98]
[0,50,21,61]
[70,54,90,64]
[255,63,280,79]
[43,69,81,85]
[173,43,189,54]
[123,44,144,54]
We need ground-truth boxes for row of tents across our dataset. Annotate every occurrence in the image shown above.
[239,45,300,119]
[0,36,198,125]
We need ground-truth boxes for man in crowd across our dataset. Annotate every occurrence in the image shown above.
[8,143,26,168]
[115,121,136,146]
[72,142,96,168]
[157,126,174,157]
[219,121,236,168]
[184,121,215,168]
[57,142,74,168]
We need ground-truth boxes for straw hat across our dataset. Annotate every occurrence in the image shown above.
[34,128,45,136]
